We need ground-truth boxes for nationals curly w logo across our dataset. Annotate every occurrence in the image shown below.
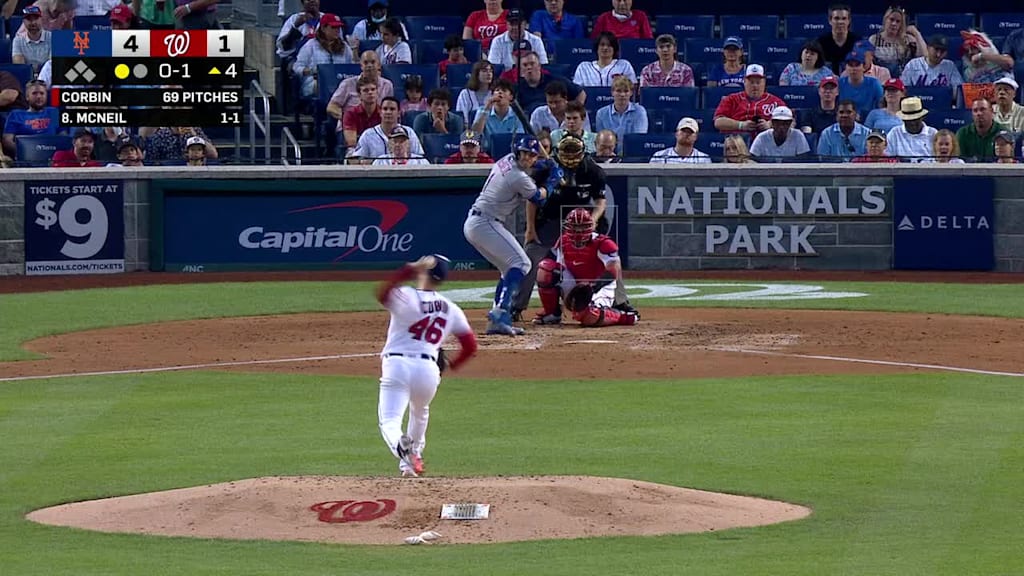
[310,500,396,523]
[164,32,191,57]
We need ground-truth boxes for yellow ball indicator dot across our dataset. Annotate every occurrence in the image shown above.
[114,64,130,80]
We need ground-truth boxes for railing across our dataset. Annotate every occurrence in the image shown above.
[248,79,272,164]
[281,126,301,165]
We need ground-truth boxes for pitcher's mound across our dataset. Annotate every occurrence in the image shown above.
[26,475,811,545]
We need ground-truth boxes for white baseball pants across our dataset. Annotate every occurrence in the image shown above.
[464,211,531,275]
[378,355,440,466]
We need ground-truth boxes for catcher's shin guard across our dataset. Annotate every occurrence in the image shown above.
[573,306,638,327]
[535,258,562,316]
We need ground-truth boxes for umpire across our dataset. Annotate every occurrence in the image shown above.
[512,136,607,321]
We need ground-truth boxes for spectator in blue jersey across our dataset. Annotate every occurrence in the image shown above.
[2,80,59,157]
[707,36,746,88]
[838,49,882,120]
[529,0,584,40]
[816,99,869,160]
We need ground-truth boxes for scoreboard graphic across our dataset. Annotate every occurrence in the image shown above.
[51,29,244,127]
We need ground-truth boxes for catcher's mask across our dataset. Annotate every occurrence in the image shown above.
[564,207,594,248]
[556,135,585,169]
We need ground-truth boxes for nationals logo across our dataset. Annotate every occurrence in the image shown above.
[310,500,396,523]
[238,200,412,261]
[164,32,191,57]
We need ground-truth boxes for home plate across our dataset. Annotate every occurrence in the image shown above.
[564,339,619,344]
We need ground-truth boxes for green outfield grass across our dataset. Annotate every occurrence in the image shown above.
[1,280,1023,575]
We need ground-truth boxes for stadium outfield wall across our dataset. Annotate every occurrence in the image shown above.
[0,164,1022,275]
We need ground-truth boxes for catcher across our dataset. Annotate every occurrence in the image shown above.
[533,208,639,327]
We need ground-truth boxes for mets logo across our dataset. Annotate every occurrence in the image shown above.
[73,31,90,56]
[164,32,191,57]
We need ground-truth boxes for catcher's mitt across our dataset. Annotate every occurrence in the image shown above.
[565,283,594,313]
[437,348,448,374]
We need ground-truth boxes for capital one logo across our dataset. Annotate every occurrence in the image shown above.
[164,32,191,57]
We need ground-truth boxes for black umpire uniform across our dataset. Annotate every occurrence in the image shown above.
[512,140,607,318]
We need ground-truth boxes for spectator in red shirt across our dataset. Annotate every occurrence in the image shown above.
[852,129,900,162]
[713,64,787,135]
[463,0,507,52]
[591,0,652,40]
[342,77,382,147]
[444,130,495,164]
[51,129,103,167]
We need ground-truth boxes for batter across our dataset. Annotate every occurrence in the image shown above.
[375,254,478,477]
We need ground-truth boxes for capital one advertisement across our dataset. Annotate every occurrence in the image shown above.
[162,193,490,271]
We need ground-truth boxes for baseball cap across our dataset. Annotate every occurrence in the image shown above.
[676,117,699,133]
[994,77,1020,90]
[109,4,133,23]
[73,128,94,141]
[866,129,887,142]
[723,36,743,49]
[116,135,140,152]
[995,130,1015,144]
[185,136,206,148]
[854,39,876,53]
[388,125,410,139]
[883,78,906,91]
[428,254,450,282]
[819,75,839,88]
[771,106,794,121]
[927,34,948,49]
[460,130,481,146]
[744,64,765,78]
[507,8,523,22]
[319,13,343,28]
[22,5,41,16]
[846,50,864,64]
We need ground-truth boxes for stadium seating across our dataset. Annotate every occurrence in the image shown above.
[784,14,827,38]
[422,133,460,162]
[417,39,482,69]
[721,15,780,39]
[749,38,804,65]
[75,15,111,30]
[584,86,614,116]
[553,39,595,68]
[486,132,514,158]
[684,38,727,64]
[701,85,743,109]
[546,63,573,78]
[914,13,975,37]
[623,132,675,160]
[620,40,656,70]
[316,64,362,103]
[0,64,31,89]
[639,86,699,109]
[402,110,421,127]
[404,16,464,40]
[16,135,71,167]
[342,16,361,35]
[979,12,1024,34]
[382,64,440,101]
[906,86,955,110]
[696,132,730,158]
[654,15,715,38]
[649,108,716,132]
[929,108,973,131]
[767,86,818,108]
[7,16,22,36]
[862,17,884,35]
[0,38,10,64]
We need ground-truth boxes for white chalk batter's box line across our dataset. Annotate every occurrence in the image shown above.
[1,349,1021,383]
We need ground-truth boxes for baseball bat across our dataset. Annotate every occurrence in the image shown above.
[509,100,551,159]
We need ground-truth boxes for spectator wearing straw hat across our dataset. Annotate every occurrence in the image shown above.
[885,96,936,162]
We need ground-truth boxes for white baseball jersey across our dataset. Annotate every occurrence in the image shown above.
[471,153,540,220]
[487,31,549,69]
[649,147,712,164]
[572,59,637,87]
[381,287,471,359]
[352,123,424,160]
[886,124,938,161]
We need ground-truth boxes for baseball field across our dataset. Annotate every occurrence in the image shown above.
[1,272,1023,575]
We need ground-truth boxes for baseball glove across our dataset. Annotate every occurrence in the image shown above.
[565,283,594,314]
[437,348,448,374]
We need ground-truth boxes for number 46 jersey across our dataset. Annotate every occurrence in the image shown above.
[381,287,472,358]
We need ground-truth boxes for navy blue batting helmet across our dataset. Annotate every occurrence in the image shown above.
[429,254,451,282]
[513,134,541,155]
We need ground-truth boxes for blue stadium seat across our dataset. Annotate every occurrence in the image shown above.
[645,108,671,132]
[685,38,726,64]
[653,108,716,132]
[486,132,514,158]
[623,132,675,161]
[721,15,779,40]
[929,108,972,131]
[696,132,730,159]
[316,64,362,106]
[914,13,975,38]
[701,85,742,109]
[584,86,613,116]
[749,38,804,65]
[784,14,827,38]
[767,86,818,108]
[0,64,32,89]
[906,86,954,110]
[947,36,964,60]
[553,39,595,68]
[404,16,464,40]
[422,133,461,162]
[382,64,440,101]
[804,132,818,153]
[342,16,361,35]
[620,39,656,70]
[0,39,10,64]
[17,135,71,166]
[74,15,110,30]
[690,62,708,86]
[402,110,421,127]
[546,63,573,78]
[767,62,789,85]
[863,17,884,35]
[639,86,699,109]
[7,16,22,36]
[1016,63,1024,100]
[654,14,715,38]
[979,13,1024,35]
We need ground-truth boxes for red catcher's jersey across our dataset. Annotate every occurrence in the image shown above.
[554,233,620,282]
